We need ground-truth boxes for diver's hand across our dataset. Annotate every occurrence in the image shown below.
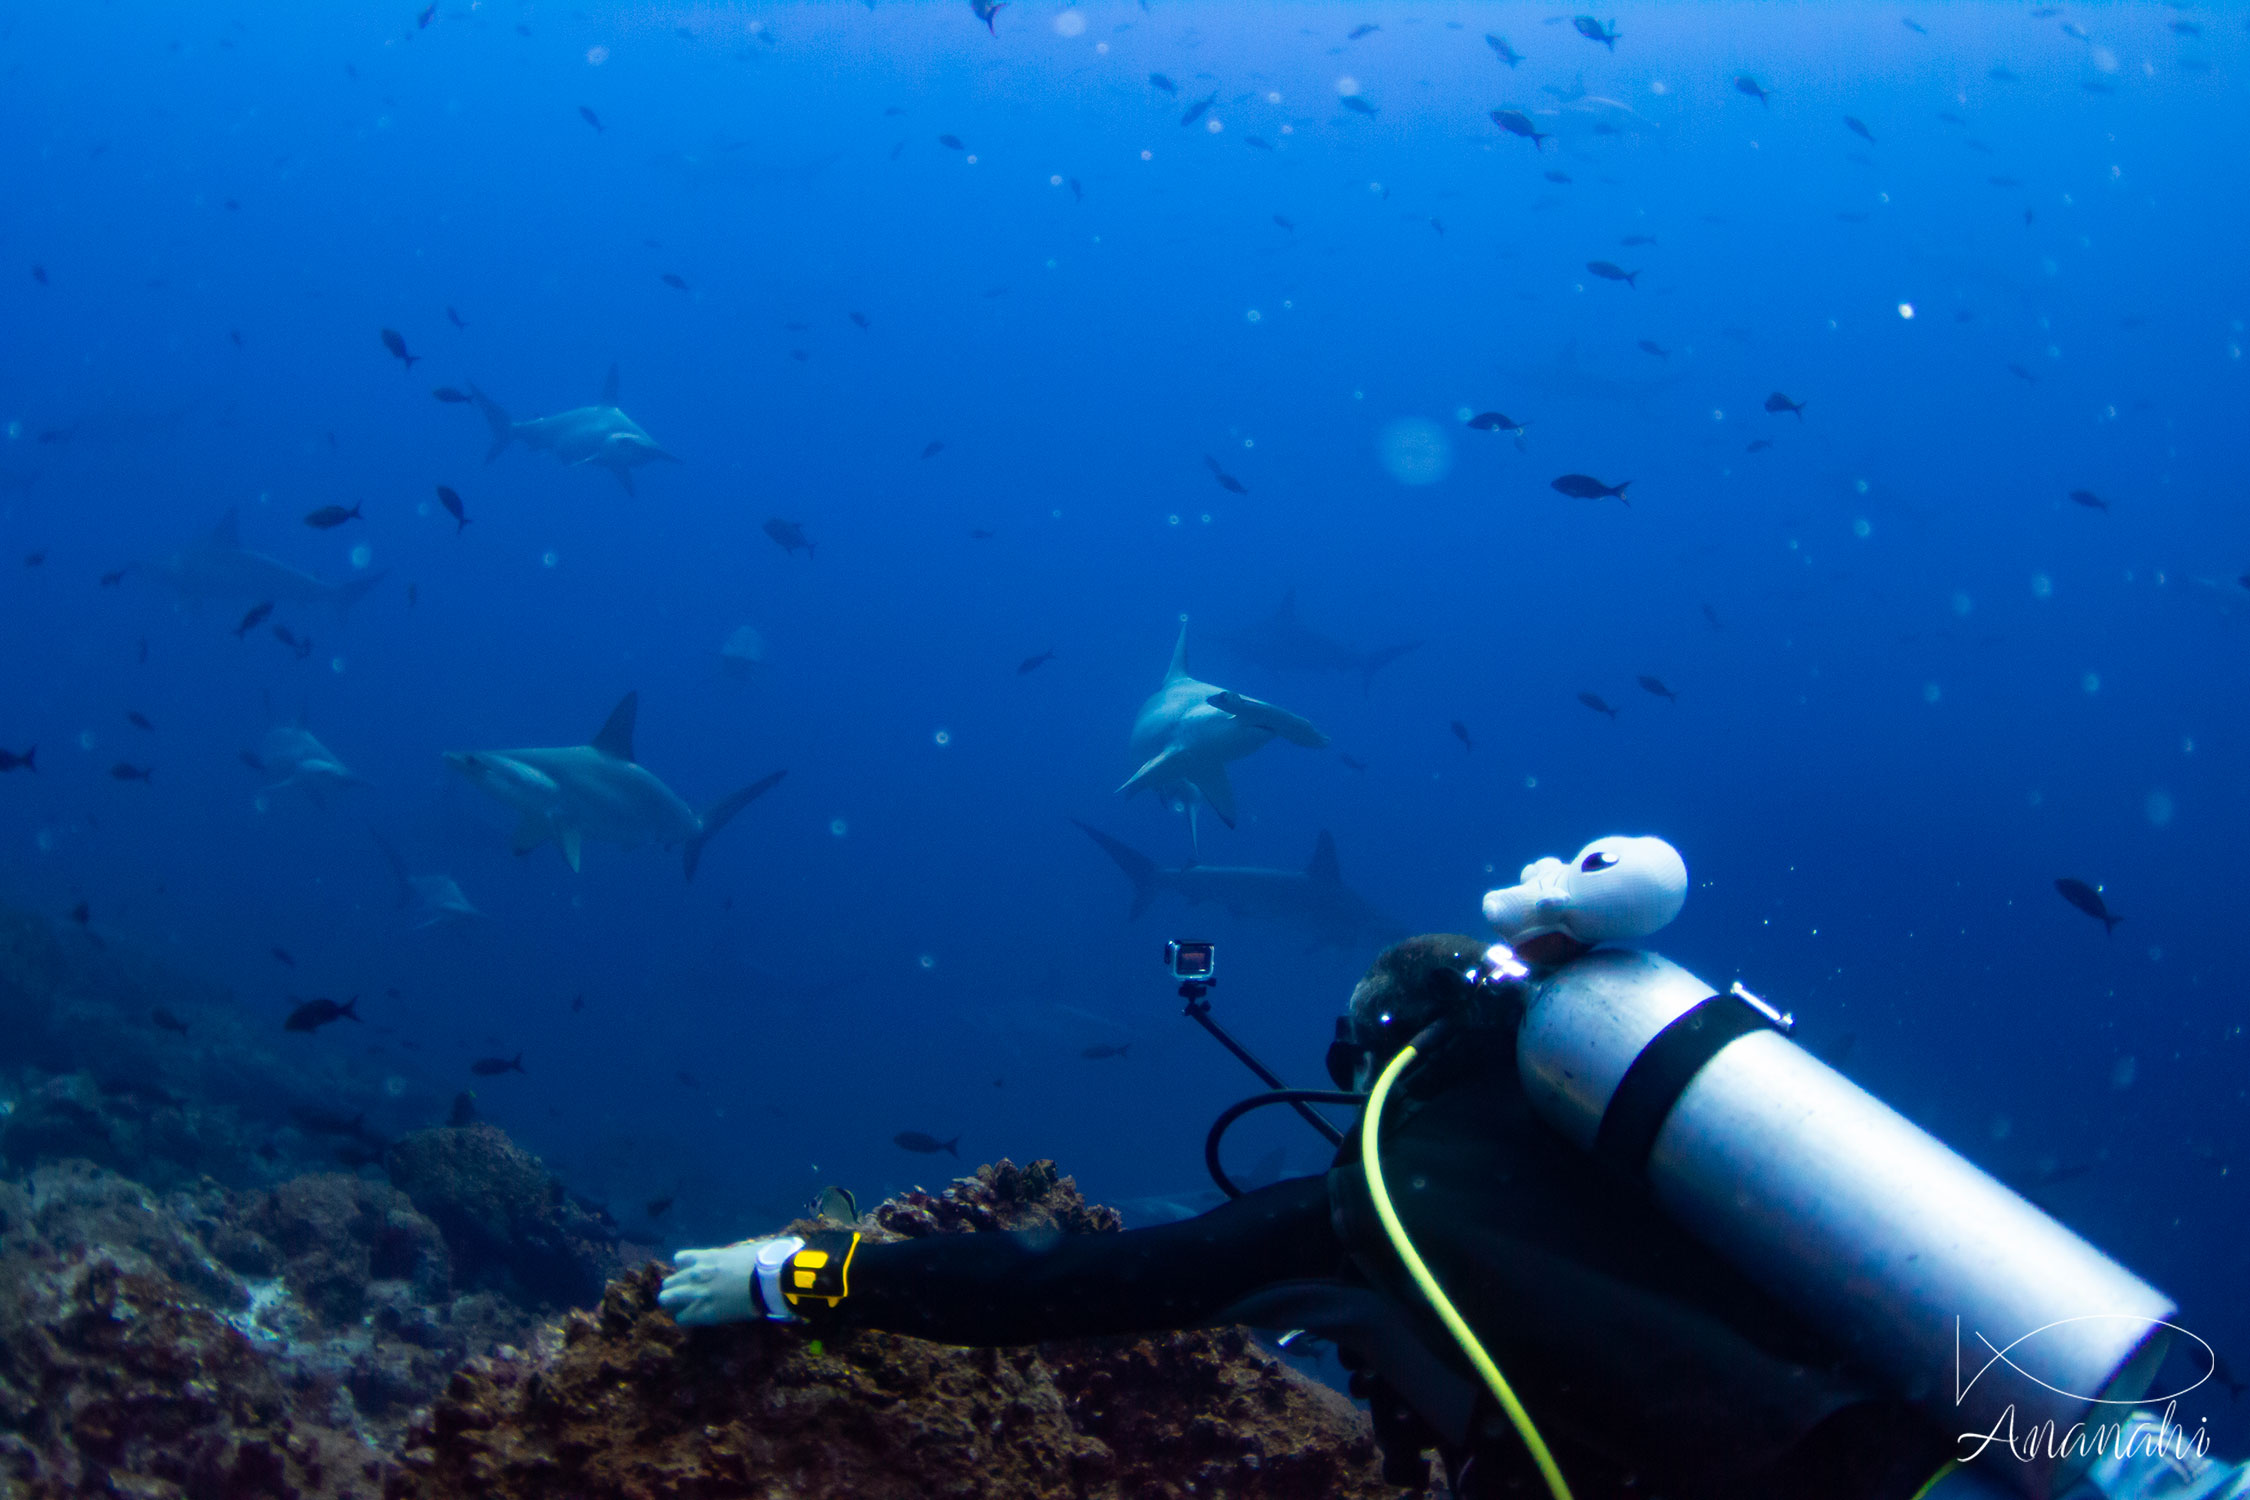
[658,1237,805,1325]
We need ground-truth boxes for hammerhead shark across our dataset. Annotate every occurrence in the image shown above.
[1222,592,1421,695]
[1119,625,1328,831]
[1072,822,1400,950]
[372,830,482,929]
[444,692,782,879]
[150,511,386,611]
[468,364,677,496]
[249,724,363,805]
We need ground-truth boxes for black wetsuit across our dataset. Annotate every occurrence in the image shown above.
[816,1026,1952,1499]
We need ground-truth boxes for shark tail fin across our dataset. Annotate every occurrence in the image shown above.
[685,769,787,880]
[1358,641,1422,696]
[371,827,413,908]
[614,466,636,498]
[944,1135,960,1158]
[331,569,387,618]
[468,383,516,463]
[1071,820,1162,920]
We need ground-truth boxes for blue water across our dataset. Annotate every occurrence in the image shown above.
[4,0,2243,1441]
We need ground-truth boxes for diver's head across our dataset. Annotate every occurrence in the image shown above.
[1331,934,1528,1089]
[1482,834,1687,965]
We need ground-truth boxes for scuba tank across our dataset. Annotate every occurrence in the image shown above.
[1490,839,2177,1500]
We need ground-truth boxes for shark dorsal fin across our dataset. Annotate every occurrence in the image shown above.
[590,692,638,760]
[1306,830,1341,885]
[209,510,241,549]
[1164,623,1193,684]
[600,363,621,406]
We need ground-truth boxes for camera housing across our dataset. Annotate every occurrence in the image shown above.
[1165,940,1217,983]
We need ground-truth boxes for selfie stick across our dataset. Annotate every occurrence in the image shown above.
[1179,977,1346,1147]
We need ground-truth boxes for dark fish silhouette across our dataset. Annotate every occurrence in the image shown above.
[1487,35,1524,67]
[1735,75,1771,106]
[970,0,1006,34]
[895,1130,960,1157]
[1339,95,1377,116]
[1466,411,1525,435]
[0,746,35,773]
[284,995,361,1033]
[1490,109,1548,150]
[271,946,295,967]
[660,272,689,291]
[2007,363,2039,383]
[571,992,586,1013]
[578,105,604,132]
[2068,489,2108,512]
[1578,692,1619,719]
[272,624,314,659]
[920,439,945,459]
[849,311,870,328]
[436,485,470,532]
[1844,116,1875,143]
[1746,439,1773,453]
[380,328,419,369]
[445,305,467,329]
[127,710,155,731]
[1586,260,1638,287]
[1621,233,1657,246]
[110,762,153,782]
[1765,392,1806,419]
[31,265,49,286]
[448,1092,478,1126]
[470,1052,525,1076]
[1902,18,1927,33]
[1067,177,1082,202]
[304,503,362,529]
[1552,473,1631,503]
[2055,879,2120,934]
[1149,73,1177,95]
[764,518,816,558]
[1544,170,1573,185]
[1347,23,1379,39]
[1017,650,1055,675]
[1637,340,1669,359]
[1339,752,1368,771]
[1204,455,1248,494]
[431,386,471,403]
[1082,1042,1131,1059]
[1245,135,1274,151]
[1573,16,1620,50]
[646,1194,675,1219]
[234,601,275,638]
[1702,603,1723,630]
[100,568,128,586]
[971,528,995,540]
[1273,214,1295,232]
[69,901,89,927]
[418,3,436,28]
[151,1007,191,1036]
[21,551,44,568]
[938,133,966,151]
[1637,674,1677,702]
[1450,720,1473,752]
[1181,91,1218,126]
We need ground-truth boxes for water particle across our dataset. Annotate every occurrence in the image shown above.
[330,656,346,674]
[1052,9,1086,37]
[2145,789,2174,827]
[349,543,372,569]
[542,551,558,568]
[1852,518,1872,539]
[1923,682,1942,705]
[919,954,937,971]
[586,45,609,65]
[830,818,848,838]
[2081,672,2101,695]
[1898,302,1916,319]
[2031,573,2054,599]
[933,729,951,747]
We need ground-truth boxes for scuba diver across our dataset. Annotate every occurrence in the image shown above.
[661,836,2244,1500]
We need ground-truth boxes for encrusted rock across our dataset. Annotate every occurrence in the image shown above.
[388,1159,1417,1500]
[386,1123,620,1308]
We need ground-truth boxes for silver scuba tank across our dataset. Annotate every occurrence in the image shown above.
[1515,947,2176,1500]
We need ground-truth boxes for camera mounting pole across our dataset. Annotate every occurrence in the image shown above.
[1179,979,1347,1148]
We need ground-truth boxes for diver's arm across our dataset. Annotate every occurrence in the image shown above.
[661,1175,1341,1345]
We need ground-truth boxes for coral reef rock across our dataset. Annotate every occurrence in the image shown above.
[390,1159,1413,1500]
[385,1121,620,1308]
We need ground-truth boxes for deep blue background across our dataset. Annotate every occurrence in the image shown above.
[3,0,2243,1445]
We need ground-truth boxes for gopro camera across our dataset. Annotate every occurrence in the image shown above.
[1166,940,1217,983]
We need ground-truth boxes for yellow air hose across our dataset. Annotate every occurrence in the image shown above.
[1361,1040,1574,1500]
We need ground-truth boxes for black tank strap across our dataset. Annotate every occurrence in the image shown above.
[1593,993,1777,1178]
